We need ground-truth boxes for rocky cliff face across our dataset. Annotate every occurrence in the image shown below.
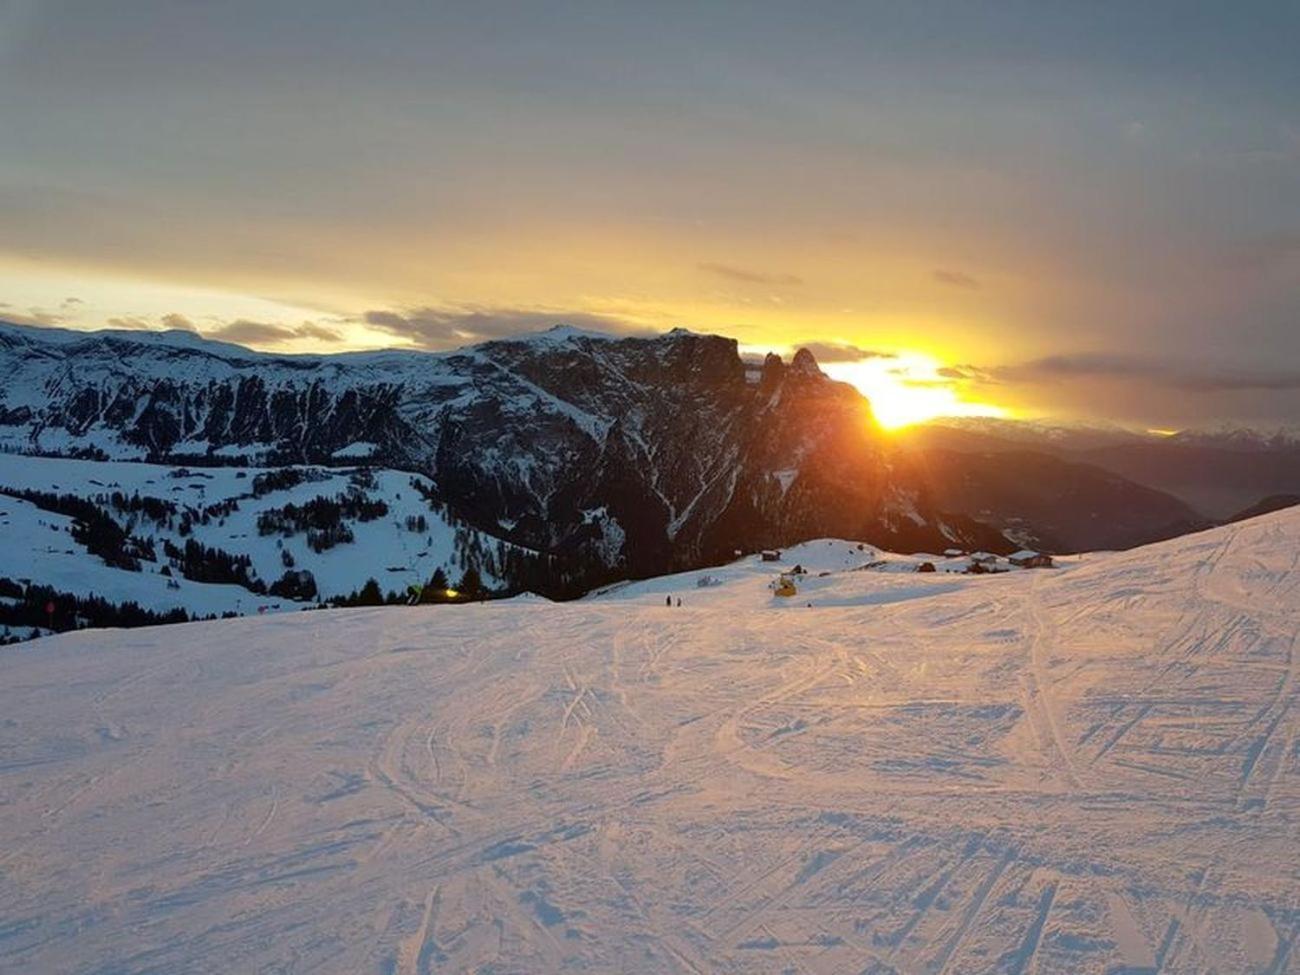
[0,322,1007,575]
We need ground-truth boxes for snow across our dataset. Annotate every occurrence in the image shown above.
[580,507,627,565]
[774,467,798,495]
[1,511,1299,973]
[496,323,623,347]
[331,441,379,459]
[0,455,527,613]
[0,495,257,617]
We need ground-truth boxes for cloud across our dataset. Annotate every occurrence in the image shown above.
[205,319,342,345]
[969,353,1300,394]
[1173,369,1300,393]
[798,342,896,364]
[106,316,154,330]
[3,307,65,327]
[698,262,804,287]
[110,312,335,346]
[936,365,991,381]
[160,313,198,332]
[932,268,980,290]
[292,322,346,343]
[362,305,650,349]
[999,353,1151,380]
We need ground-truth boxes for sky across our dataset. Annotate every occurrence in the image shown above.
[1,0,1297,428]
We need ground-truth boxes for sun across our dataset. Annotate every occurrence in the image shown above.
[820,352,1006,430]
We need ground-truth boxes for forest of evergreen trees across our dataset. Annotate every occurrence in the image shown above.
[0,576,199,644]
[162,538,265,592]
[256,491,388,552]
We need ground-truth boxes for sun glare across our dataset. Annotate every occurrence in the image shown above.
[820,353,1006,430]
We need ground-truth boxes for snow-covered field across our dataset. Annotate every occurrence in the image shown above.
[1,512,1297,973]
[0,455,522,624]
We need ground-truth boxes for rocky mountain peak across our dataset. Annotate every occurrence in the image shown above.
[758,352,785,392]
[790,347,823,377]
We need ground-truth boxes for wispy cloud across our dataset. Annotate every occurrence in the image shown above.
[936,365,987,381]
[932,268,980,290]
[698,263,804,287]
[799,342,896,364]
[160,313,198,331]
[206,320,343,345]
[955,353,1300,394]
[2,307,66,327]
[102,312,337,346]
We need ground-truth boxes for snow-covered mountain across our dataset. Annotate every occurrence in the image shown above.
[921,415,1300,455]
[0,321,1007,582]
[0,454,542,641]
[918,415,1156,451]
[1166,423,1300,451]
[2,508,1296,973]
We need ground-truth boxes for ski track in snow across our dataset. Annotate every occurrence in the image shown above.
[2,516,1300,973]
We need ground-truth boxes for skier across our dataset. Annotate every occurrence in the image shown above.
[665,595,672,608]
[675,597,681,607]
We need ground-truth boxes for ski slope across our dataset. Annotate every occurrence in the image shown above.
[1,512,1298,973]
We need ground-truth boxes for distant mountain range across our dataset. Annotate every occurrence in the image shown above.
[1,320,1290,619]
[907,417,1300,519]
[901,448,1209,553]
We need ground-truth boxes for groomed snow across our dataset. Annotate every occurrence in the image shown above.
[1,512,1298,972]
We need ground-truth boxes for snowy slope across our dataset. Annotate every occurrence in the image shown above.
[0,454,526,621]
[1,512,1298,973]
[587,536,1072,608]
[0,493,256,623]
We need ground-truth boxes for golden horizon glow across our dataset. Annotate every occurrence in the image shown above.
[821,352,1008,430]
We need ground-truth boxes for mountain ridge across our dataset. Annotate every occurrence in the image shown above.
[912,415,1300,518]
[0,321,1008,584]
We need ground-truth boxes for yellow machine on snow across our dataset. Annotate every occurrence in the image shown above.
[773,574,798,598]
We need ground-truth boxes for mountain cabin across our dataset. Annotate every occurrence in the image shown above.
[760,550,782,562]
[1009,550,1054,569]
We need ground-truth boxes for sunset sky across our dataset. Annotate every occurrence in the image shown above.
[2,1,1297,427]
